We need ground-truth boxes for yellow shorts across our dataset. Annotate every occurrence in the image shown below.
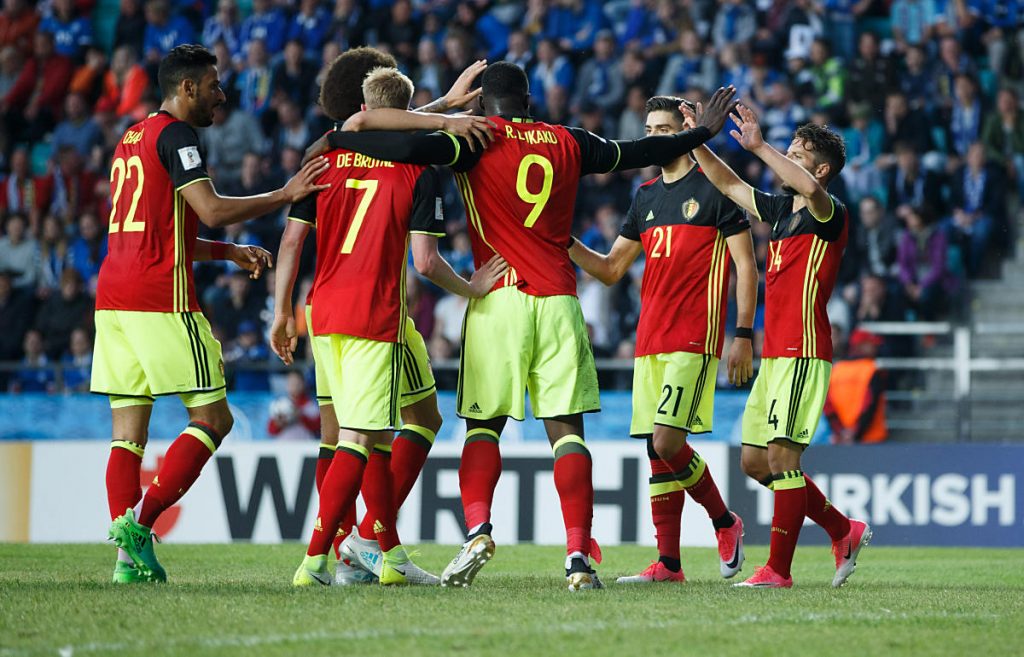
[91,309,227,408]
[631,352,718,437]
[742,357,832,448]
[457,286,600,421]
[308,306,435,409]
[311,331,403,432]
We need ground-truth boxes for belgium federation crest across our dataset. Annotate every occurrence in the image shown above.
[682,197,700,221]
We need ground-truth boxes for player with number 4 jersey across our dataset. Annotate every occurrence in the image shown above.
[569,97,756,584]
[686,102,871,589]
[97,45,329,585]
[321,63,739,590]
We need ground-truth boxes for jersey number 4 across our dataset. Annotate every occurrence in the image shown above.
[516,155,553,228]
[108,156,146,234]
[340,179,379,253]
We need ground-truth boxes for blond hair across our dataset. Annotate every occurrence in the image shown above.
[362,67,414,110]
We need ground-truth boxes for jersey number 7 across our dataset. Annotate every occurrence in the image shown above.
[340,178,379,253]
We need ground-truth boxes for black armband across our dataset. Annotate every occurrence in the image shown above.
[735,327,753,340]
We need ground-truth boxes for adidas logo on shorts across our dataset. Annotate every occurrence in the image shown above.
[469,403,482,413]
[797,429,810,439]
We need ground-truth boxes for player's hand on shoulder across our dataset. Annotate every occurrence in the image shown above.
[728,103,765,152]
[442,112,498,152]
[229,244,273,280]
[301,134,331,166]
[695,85,738,136]
[468,254,508,298]
[270,314,298,365]
[727,336,754,386]
[284,156,331,203]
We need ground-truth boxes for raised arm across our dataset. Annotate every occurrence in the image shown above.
[725,230,757,385]
[327,130,468,167]
[680,104,756,214]
[568,236,643,286]
[181,157,330,228]
[729,104,833,221]
[415,59,487,113]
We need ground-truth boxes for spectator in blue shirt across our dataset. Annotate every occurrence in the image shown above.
[67,212,107,287]
[657,29,717,96]
[202,0,240,54]
[545,0,608,52]
[891,0,939,50]
[238,0,288,59]
[11,330,56,393]
[822,0,858,60]
[572,30,624,112]
[143,0,197,63]
[50,94,103,161]
[225,320,271,391]
[949,73,983,157]
[287,0,331,57]
[712,0,756,51]
[236,39,275,118]
[529,38,574,114]
[60,330,92,391]
[39,0,93,61]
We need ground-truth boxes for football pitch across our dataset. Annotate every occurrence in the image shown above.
[1,544,1022,657]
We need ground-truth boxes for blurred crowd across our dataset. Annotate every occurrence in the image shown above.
[0,0,1020,395]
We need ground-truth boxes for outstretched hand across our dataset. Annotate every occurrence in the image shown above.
[442,59,487,110]
[695,86,738,136]
[728,104,765,152]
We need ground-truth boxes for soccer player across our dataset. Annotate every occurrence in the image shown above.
[97,44,329,583]
[567,96,756,584]
[288,67,506,587]
[683,103,871,588]
[275,60,505,586]
[317,63,738,590]
[272,49,499,585]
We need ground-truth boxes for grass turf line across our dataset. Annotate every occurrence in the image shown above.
[1,544,1022,657]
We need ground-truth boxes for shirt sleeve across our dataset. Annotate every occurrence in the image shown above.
[409,167,446,236]
[156,121,211,190]
[287,193,317,227]
[715,195,750,237]
[327,130,475,170]
[751,189,794,225]
[619,194,643,242]
[566,126,622,175]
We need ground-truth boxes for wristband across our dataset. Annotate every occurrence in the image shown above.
[210,241,230,260]
[735,327,753,339]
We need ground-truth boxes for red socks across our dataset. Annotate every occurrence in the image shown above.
[315,443,335,492]
[391,424,435,507]
[648,454,685,562]
[138,422,220,528]
[459,428,502,530]
[307,443,369,557]
[804,474,851,541]
[552,435,594,556]
[766,469,807,579]
[357,447,399,551]
[106,440,144,520]
[662,443,728,521]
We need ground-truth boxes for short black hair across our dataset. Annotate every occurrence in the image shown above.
[158,44,217,99]
[319,47,397,121]
[644,95,692,123]
[481,61,529,102]
[793,123,846,182]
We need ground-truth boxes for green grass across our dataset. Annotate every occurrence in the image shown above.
[1,543,1022,657]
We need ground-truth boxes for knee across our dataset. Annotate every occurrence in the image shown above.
[650,433,682,462]
[209,408,233,440]
[741,451,771,482]
[423,406,443,435]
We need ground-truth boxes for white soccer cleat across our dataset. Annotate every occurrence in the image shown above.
[384,545,441,586]
[340,532,383,577]
[832,519,872,588]
[334,557,377,586]
[565,554,603,592]
[441,534,495,588]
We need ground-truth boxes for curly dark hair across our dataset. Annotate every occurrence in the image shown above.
[794,123,846,182]
[319,47,398,122]
[158,44,217,99]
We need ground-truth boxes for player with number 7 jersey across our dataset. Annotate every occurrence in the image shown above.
[320,63,739,589]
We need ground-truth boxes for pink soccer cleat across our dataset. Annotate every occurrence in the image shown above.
[716,512,745,578]
[831,519,872,588]
[616,561,685,584]
[734,565,793,589]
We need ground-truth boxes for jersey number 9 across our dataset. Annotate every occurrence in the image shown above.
[108,156,146,234]
[516,154,553,228]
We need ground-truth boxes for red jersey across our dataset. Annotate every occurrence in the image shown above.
[452,116,623,297]
[287,149,444,342]
[752,190,848,362]
[620,167,749,357]
[96,111,211,313]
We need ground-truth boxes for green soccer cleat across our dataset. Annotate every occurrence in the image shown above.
[293,554,332,587]
[379,546,411,586]
[111,560,148,584]
[108,508,167,583]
